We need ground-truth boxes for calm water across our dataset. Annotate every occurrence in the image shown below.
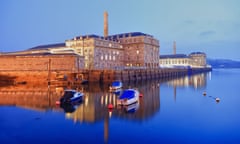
[1,69,240,144]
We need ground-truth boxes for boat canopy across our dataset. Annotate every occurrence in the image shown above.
[112,81,121,86]
[63,91,75,99]
[119,90,135,99]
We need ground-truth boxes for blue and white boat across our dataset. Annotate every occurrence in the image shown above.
[124,102,139,113]
[117,89,139,106]
[109,81,123,91]
[60,90,84,104]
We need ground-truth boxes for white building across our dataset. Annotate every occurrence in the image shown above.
[159,52,208,68]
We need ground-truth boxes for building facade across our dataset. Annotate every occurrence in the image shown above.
[0,53,84,72]
[189,52,207,68]
[159,52,207,68]
[159,54,189,68]
[65,32,159,70]
[65,35,124,70]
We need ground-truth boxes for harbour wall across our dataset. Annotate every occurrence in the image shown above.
[0,67,211,85]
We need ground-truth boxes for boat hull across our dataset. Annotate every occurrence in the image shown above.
[117,89,139,106]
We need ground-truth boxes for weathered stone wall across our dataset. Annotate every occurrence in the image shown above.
[0,54,84,71]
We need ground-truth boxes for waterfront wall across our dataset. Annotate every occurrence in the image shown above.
[0,67,211,84]
[0,54,84,71]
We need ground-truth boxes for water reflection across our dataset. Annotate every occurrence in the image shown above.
[0,73,209,120]
[0,72,210,143]
[163,72,210,89]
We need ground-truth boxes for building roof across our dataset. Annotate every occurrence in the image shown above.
[160,54,188,59]
[74,34,102,40]
[72,32,153,41]
[110,32,153,39]
[29,43,66,50]
[189,52,206,55]
[0,52,80,57]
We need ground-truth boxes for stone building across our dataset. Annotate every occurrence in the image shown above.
[189,52,207,68]
[1,31,159,71]
[65,32,159,70]
[159,52,207,68]
[159,54,189,68]
[0,53,84,72]
[111,32,159,69]
[65,35,124,70]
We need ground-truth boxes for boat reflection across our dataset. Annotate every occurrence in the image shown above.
[117,102,140,113]
[60,103,79,113]
[0,72,209,122]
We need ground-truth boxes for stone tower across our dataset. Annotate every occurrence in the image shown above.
[104,11,108,37]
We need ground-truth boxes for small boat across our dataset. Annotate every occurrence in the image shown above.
[117,89,139,106]
[60,90,84,104]
[113,88,122,95]
[109,81,123,91]
[124,102,139,113]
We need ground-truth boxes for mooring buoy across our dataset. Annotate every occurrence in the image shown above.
[215,97,220,103]
[203,91,207,96]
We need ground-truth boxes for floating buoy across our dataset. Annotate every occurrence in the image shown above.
[108,104,114,109]
[215,97,220,103]
[139,93,143,97]
[203,91,207,96]
[55,101,60,105]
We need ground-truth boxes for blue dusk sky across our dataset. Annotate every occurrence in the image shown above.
[1,0,240,60]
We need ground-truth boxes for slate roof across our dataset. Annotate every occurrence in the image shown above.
[29,43,66,50]
[73,32,153,41]
[190,52,206,55]
[160,54,188,59]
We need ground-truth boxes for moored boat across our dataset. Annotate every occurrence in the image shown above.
[124,102,139,113]
[117,89,139,106]
[60,89,84,104]
[109,81,123,91]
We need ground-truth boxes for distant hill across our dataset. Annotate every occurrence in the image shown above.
[207,59,240,68]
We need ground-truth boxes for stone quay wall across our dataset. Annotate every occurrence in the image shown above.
[0,68,212,84]
[86,67,211,82]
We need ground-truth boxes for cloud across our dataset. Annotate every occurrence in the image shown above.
[199,30,216,37]
[184,20,194,25]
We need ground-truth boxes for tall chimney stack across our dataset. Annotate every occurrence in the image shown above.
[173,41,176,55]
[104,11,108,37]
